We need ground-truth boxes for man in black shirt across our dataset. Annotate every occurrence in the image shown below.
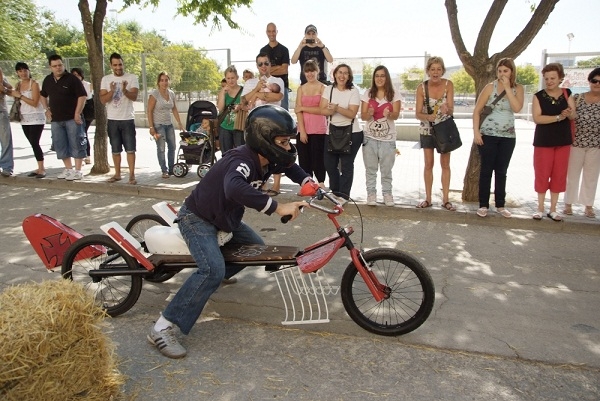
[260,23,290,110]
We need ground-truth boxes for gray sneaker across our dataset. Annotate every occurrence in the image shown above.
[147,325,187,359]
[57,169,72,179]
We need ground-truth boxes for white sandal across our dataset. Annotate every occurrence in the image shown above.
[476,207,488,217]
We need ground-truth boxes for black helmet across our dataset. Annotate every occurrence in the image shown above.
[245,105,298,167]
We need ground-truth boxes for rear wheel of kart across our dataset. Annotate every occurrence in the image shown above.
[173,163,188,178]
[197,163,211,179]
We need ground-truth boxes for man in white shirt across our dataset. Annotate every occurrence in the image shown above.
[100,53,139,184]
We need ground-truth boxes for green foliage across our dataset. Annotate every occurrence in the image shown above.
[123,0,253,30]
[0,0,45,59]
[516,64,538,87]
[400,67,424,91]
[450,68,475,94]
[358,64,374,90]
[577,56,600,68]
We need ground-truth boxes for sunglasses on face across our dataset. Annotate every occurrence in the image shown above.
[590,78,600,84]
[257,62,270,67]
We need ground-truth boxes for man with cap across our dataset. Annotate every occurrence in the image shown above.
[260,22,290,110]
[291,24,333,85]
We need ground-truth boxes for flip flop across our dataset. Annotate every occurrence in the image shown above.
[107,176,122,183]
[35,173,46,179]
[27,171,38,177]
[532,211,543,220]
[128,179,137,185]
[547,212,563,222]
[416,200,432,208]
[442,201,456,211]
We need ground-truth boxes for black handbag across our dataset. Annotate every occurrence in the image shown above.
[326,86,353,154]
[9,82,22,122]
[83,98,95,121]
[9,98,22,122]
[431,117,462,154]
[424,80,462,154]
[327,123,353,154]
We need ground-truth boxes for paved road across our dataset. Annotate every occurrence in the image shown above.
[1,188,598,400]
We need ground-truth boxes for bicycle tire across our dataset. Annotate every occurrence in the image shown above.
[125,214,176,283]
[61,234,143,317]
[341,248,435,336]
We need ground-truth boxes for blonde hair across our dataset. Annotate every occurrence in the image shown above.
[426,56,446,75]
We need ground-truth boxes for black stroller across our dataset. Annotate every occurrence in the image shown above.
[172,100,219,178]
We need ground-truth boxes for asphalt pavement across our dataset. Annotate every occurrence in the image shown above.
[1,120,599,400]
[0,188,598,400]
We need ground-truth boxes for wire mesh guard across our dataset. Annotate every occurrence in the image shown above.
[271,266,339,325]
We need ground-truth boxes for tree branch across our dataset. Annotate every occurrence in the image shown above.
[473,0,508,58]
[500,0,560,59]
[444,0,471,66]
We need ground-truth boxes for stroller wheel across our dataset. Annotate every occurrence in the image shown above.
[197,163,211,179]
[173,163,188,178]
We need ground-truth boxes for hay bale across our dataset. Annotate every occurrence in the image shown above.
[0,280,124,401]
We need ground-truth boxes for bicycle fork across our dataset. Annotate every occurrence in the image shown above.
[348,247,389,302]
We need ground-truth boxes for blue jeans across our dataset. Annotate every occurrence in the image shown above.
[0,111,14,173]
[51,119,87,159]
[163,204,264,335]
[281,88,289,110]
[219,127,245,154]
[478,135,516,208]
[155,124,176,174]
[324,131,364,199]
[362,137,396,196]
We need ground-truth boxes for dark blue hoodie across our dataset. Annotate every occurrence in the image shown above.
[184,144,310,232]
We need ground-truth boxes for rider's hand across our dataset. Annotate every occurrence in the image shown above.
[275,201,307,222]
[298,181,320,197]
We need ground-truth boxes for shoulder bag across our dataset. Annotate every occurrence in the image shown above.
[425,81,462,154]
[233,94,249,132]
[561,88,576,141]
[9,82,22,122]
[218,86,243,127]
[478,89,506,128]
[326,86,353,154]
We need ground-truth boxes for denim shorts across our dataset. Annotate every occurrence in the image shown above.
[107,119,137,153]
[51,119,87,159]
[420,134,435,149]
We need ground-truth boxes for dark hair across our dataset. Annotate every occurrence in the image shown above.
[256,52,270,63]
[541,62,565,80]
[70,67,84,79]
[588,67,600,81]
[109,52,122,63]
[368,65,395,102]
[221,78,227,83]
[302,59,319,74]
[332,63,354,89]
[496,58,517,88]
[15,62,29,71]
[156,71,170,85]
[47,54,63,65]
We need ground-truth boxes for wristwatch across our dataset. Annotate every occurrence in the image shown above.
[555,115,560,122]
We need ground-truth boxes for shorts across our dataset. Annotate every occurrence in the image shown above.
[51,119,87,159]
[107,119,137,153]
[420,134,435,149]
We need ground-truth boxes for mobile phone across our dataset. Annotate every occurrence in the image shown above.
[305,39,315,44]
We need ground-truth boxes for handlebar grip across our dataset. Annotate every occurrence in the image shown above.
[280,206,304,224]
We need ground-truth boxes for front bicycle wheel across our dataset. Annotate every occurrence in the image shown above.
[61,234,143,317]
[341,248,435,336]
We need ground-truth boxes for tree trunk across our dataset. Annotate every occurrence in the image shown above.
[445,0,560,202]
[79,0,110,174]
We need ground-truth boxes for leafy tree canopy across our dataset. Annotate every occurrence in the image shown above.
[450,68,475,94]
[400,67,424,91]
[0,0,45,59]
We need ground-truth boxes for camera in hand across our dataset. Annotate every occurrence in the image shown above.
[305,39,315,44]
